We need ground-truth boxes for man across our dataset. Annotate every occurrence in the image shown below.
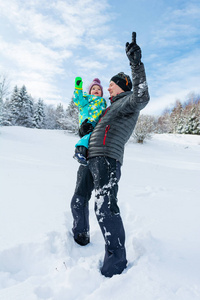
[70,32,150,277]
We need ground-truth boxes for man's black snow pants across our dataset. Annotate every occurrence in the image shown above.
[70,156,127,277]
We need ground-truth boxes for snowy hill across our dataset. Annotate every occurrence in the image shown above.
[0,126,200,300]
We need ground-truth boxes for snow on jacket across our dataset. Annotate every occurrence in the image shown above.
[73,89,107,125]
[88,63,150,165]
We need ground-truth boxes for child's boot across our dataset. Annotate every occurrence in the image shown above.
[73,146,87,166]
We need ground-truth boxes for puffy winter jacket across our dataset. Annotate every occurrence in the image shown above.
[88,63,150,165]
[73,89,107,125]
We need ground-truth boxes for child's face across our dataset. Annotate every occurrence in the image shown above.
[90,85,102,97]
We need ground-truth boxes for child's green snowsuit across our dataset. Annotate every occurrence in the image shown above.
[73,89,107,148]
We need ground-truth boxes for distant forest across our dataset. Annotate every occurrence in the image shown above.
[1,75,200,137]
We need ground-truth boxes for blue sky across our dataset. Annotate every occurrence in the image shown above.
[0,0,200,115]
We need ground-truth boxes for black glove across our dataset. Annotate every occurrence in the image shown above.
[125,32,142,66]
[79,119,94,137]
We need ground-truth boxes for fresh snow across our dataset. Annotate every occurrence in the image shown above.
[0,126,200,300]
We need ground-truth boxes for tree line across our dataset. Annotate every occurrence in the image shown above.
[0,78,200,141]
[0,84,79,133]
[156,96,200,135]
[133,95,200,143]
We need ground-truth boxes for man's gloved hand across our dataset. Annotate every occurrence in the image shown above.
[75,77,83,89]
[79,119,94,137]
[125,32,142,66]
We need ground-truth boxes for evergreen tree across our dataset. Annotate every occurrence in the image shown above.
[182,105,200,134]
[0,74,10,103]
[33,99,46,129]
[156,95,200,135]
[16,85,34,127]
[0,74,10,126]
[0,96,3,126]
[44,105,57,129]
[1,98,12,126]
[0,98,12,126]
[9,86,20,125]
[64,98,79,133]
[53,99,79,132]
[55,103,65,129]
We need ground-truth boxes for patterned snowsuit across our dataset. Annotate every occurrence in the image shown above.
[73,89,107,148]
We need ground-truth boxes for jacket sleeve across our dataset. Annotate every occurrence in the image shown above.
[73,89,88,108]
[120,63,150,114]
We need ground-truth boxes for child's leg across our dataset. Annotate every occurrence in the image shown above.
[73,133,92,165]
[75,132,91,149]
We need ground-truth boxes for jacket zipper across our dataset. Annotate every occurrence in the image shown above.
[103,125,110,145]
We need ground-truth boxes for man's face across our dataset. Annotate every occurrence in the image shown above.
[108,81,124,97]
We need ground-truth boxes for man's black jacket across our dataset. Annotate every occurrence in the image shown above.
[88,63,150,165]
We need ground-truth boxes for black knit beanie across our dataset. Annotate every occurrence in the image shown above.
[110,72,132,92]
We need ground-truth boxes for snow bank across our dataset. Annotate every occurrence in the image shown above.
[0,127,200,300]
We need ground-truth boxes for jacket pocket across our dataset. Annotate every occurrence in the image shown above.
[103,125,110,145]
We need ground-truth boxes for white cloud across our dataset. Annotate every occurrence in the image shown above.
[0,1,79,48]
[13,71,63,102]
[144,89,199,116]
[142,1,200,115]
[0,0,117,102]
[151,2,200,48]
[0,0,117,104]
[151,48,200,92]
[85,38,123,61]
[75,58,107,71]
[1,0,200,114]
[0,36,69,102]
[0,0,113,49]
[145,48,200,115]
[172,3,200,18]
[0,39,71,75]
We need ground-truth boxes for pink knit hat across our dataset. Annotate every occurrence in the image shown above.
[88,78,103,96]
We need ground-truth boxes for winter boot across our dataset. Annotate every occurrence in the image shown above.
[74,233,90,246]
[73,146,87,166]
[100,246,127,277]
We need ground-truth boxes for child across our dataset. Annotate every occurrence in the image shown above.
[73,77,107,165]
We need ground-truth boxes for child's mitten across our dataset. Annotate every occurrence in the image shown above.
[75,77,83,89]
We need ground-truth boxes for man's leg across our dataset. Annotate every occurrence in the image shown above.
[71,164,94,245]
[88,157,127,277]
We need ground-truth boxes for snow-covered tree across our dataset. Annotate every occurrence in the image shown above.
[51,99,78,132]
[0,97,3,126]
[169,100,183,133]
[0,98,12,126]
[55,103,65,129]
[182,104,200,134]
[16,85,34,127]
[132,114,155,143]
[64,98,79,133]
[155,109,171,133]
[0,74,10,103]
[9,86,20,125]
[0,74,10,126]
[33,99,46,129]
[155,95,200,135]
[44,105,57,129]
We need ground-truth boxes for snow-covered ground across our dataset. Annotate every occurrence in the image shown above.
[0,126,200,300]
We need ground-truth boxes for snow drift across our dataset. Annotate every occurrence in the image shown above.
[0,126,200,300]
